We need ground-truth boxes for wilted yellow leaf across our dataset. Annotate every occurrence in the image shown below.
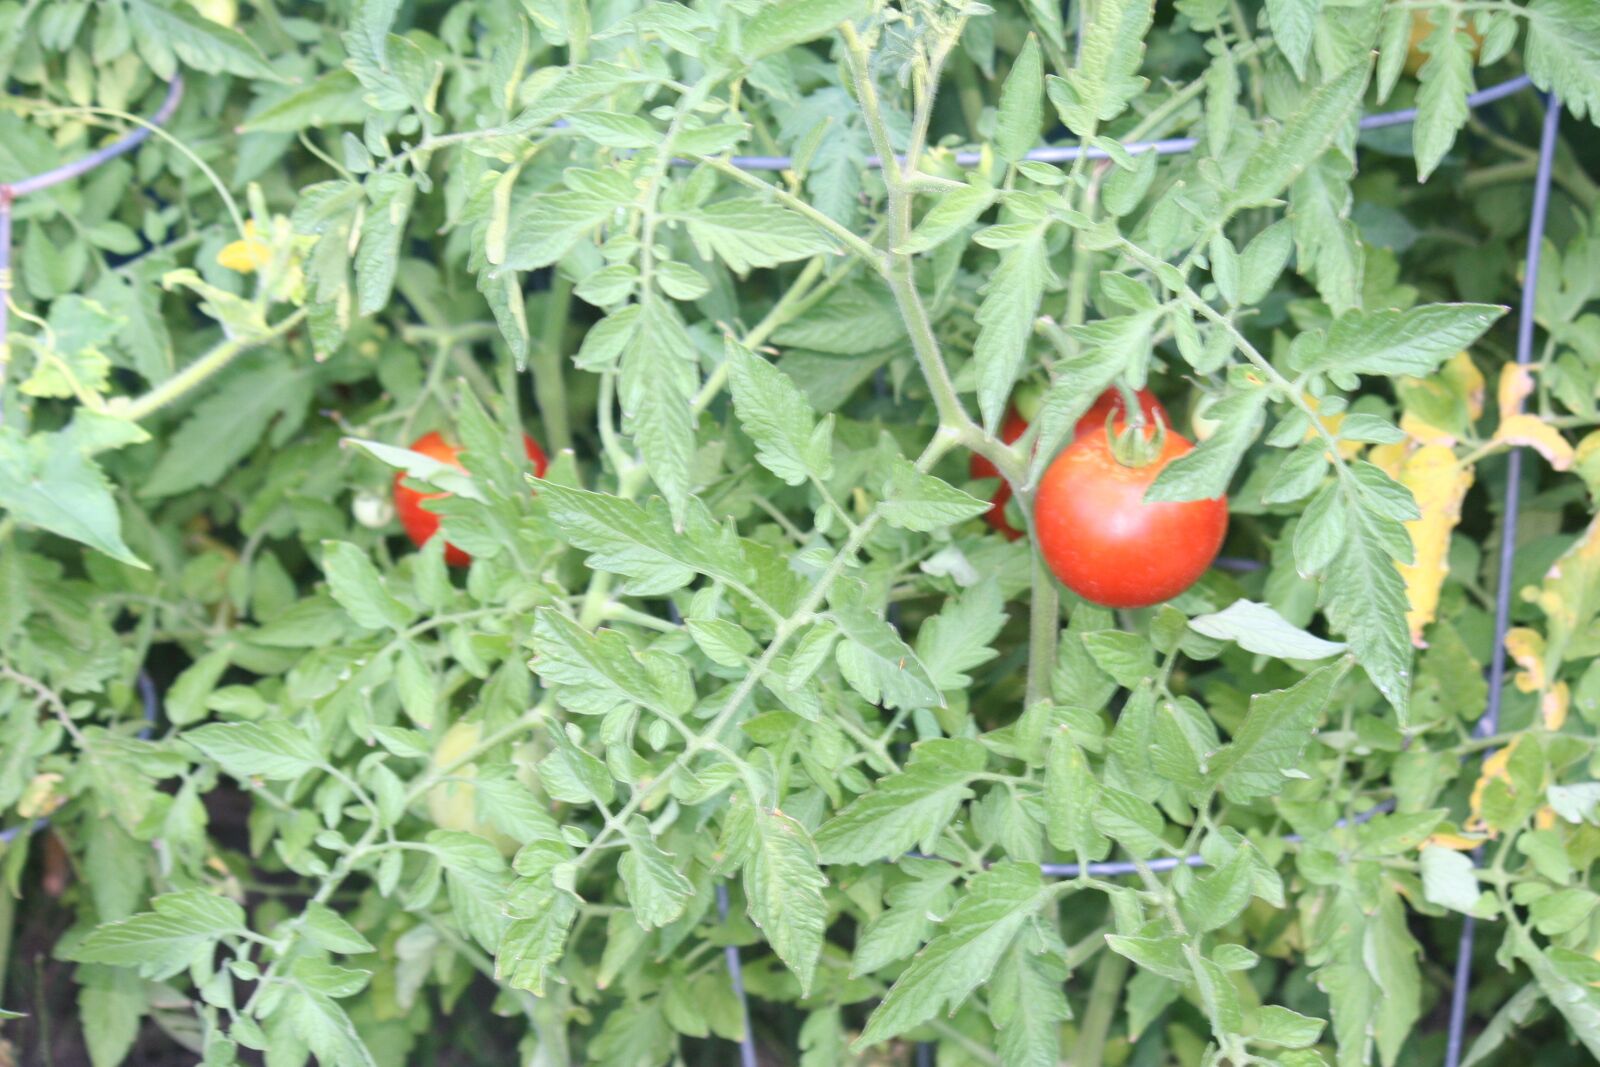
[1504,627,1548,692]
[1498,363,1535,421]
[1466,738,1518,833]
[1423,831,1484,851]
[17,772,65,819]
[1492,414,1574,471]
[1396,444,1474,646]
[1396,353,1486,445]
[1369,441,1406,478]
[1400,410,1457,446]
[1542,681,1570,731]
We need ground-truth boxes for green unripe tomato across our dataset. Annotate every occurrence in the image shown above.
[427,721,518,854]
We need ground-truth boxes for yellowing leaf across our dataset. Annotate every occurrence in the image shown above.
[1423,831,1484,851]
[1395,352,1485,445]
[1575,430,1600,499]
[1493,414,1574,471]
[1504,627,1548,693]
[1395,444,1474,646]
[1301,394,1362,459]
[1369,441,1406,478]
[1466,738,1518,833]
[1542,681,1570,732]
[1399,410,1458,446]
[1447,352,1487,420]
[1498,362,1535,421]
[218,220,271,273]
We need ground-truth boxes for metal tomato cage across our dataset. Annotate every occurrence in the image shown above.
[0,61,1563,1067]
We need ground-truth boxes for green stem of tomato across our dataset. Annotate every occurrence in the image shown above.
[115,306,308,422]
[1072,948,1130,1067]
[533,272,574,455]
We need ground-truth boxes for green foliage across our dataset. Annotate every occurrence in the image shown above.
[3,0,1600,1065]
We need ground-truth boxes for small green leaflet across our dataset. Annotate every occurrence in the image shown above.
[501,190,616,271]
[1290,156,1363,315]
[618,817,694,929]
[1228,61,1368,210]
[897,181,997,254]
[1325,498,1415,719]
[1413,15,1475,180]
[1047,0,1153,138]
[539,484,756,595]
[815,739,985,863]
[1211,659,1351,803]
[126,0,286,82]
[1525,0,1600,123]
[1513,933,1600,1061]
[725,340,834,486]
[0,426,144,567]
[497,892,578,996]
[831,605,943,710]
[1420,846,1483,914]
[857,863,1053,1046]
[992,941,1070,1066]
[532,607,691,718]
[677,197,834,274]
[738,0,870,64]
[1266,0,1323,79]
[729,798,828,995]
[1189,600,1346,660]
[345,437,484,501]
[355,174,415,315]
[1295,303,1506,377]
[851,860,960,975]
[322,541,414,631]
[619,300,698,527]
[70,890,247,978]
[975,223,1050,431]
[186,720,323,780]
[994,36,1044,164]
[283,987,380,1067]
[914,583,1006,691]
[1146,386,1267,503]
[142,358,316,500]
[880,456,991,532]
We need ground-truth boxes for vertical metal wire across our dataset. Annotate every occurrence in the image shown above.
[1442,91,1563,1067]
[716,881,760,1067]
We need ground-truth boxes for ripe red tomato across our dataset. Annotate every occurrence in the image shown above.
[969,389,1168,540]
[969,409,1030,540]
[1034,423,1227,608]
[393,430,548,567]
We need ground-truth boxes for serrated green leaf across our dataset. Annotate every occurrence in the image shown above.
[1212,660,1350,803]
[857,863,1052,1046]
[186,720,322,780]
[815,739,985,863]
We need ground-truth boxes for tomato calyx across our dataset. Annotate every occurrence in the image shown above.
[1103,384,1170,469]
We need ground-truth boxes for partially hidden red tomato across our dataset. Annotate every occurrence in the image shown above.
[1034,422,1227,609]
[968,389,1168,541]
[393,430,548,567]
[969,410,1031,540]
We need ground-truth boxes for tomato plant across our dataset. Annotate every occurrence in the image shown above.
[2,1,1600,1066]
